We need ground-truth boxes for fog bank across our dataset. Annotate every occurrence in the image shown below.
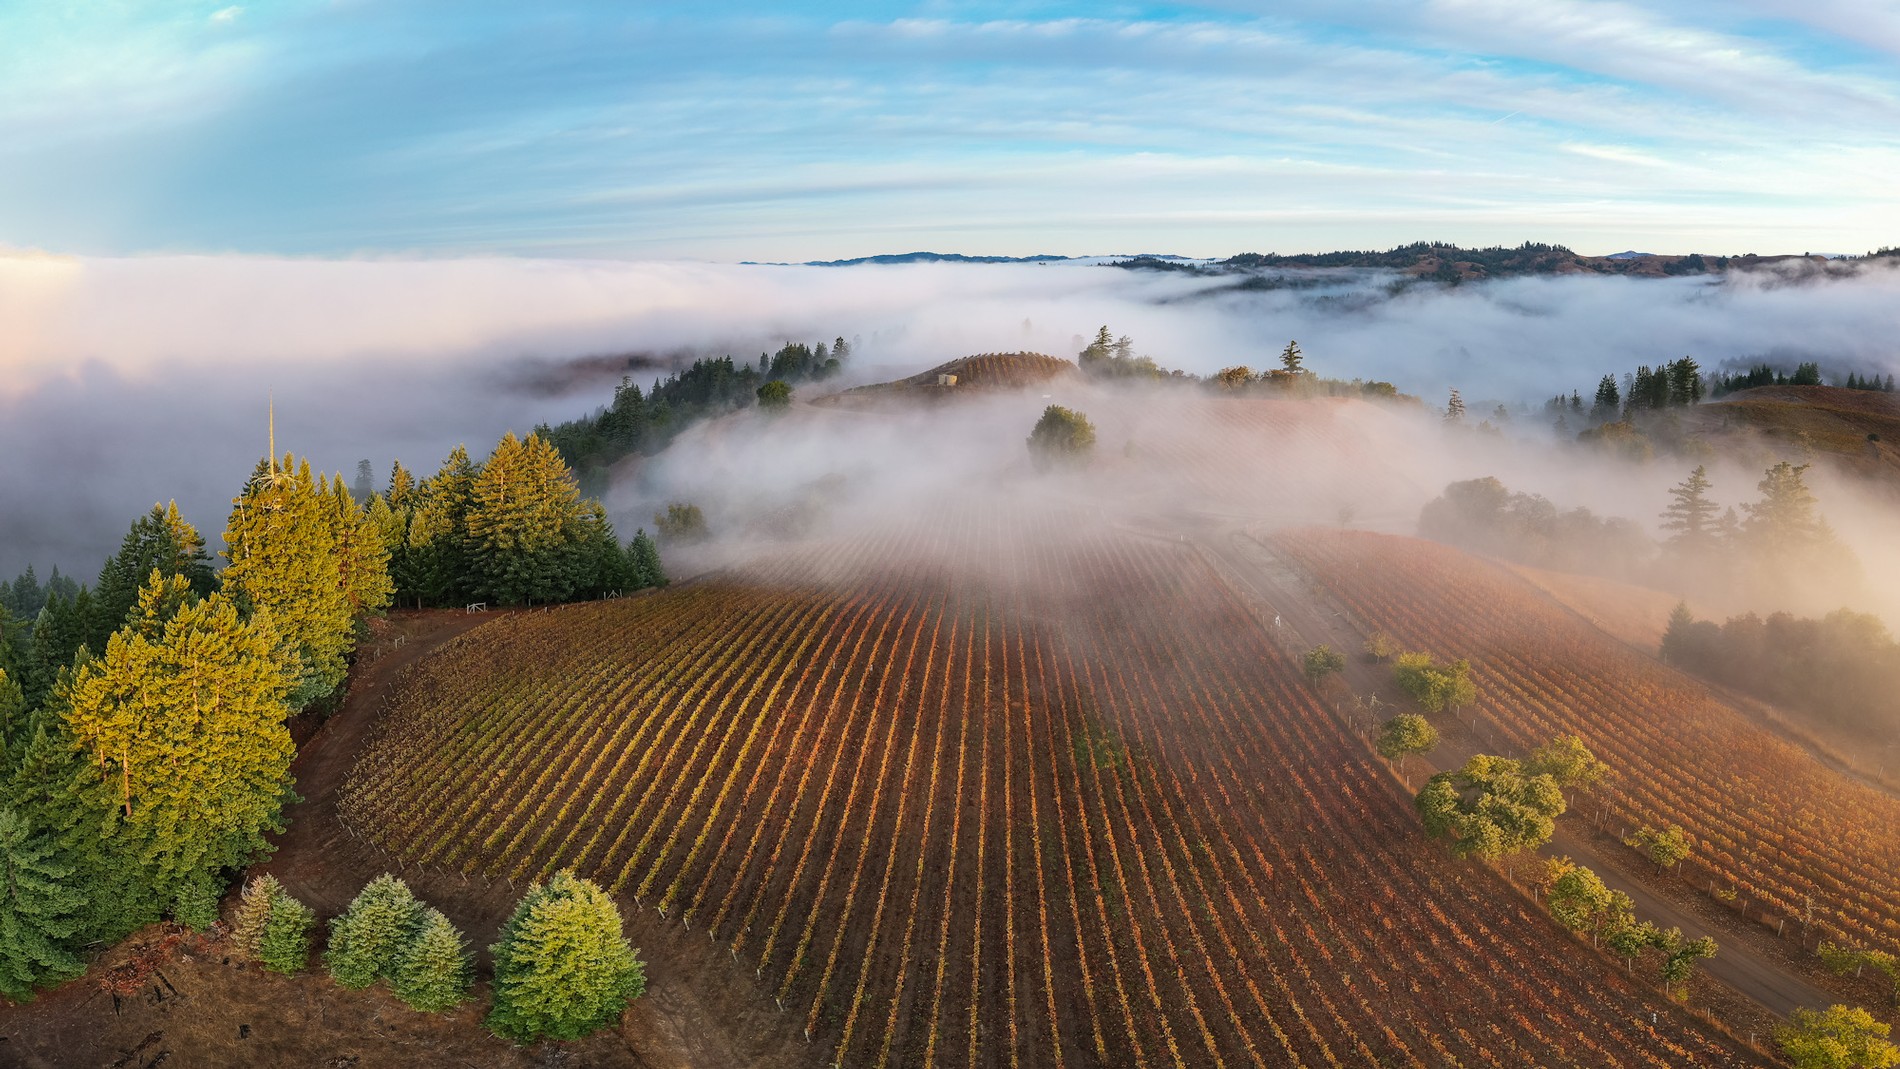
[3,251,1897,580]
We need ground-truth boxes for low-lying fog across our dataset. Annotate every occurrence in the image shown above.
[3,250,1897,619]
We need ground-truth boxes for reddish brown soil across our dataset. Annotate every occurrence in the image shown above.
[0,607,814,1069]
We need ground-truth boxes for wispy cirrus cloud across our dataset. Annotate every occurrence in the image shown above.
[0,2,1894,258]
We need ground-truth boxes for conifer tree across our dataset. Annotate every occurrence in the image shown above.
[1443,388,1465,425]
[1660,466,1722,557]
[258,887,314,974]
[63,574,297,915]
[628,530,666,590]
[1279,340,1304,375]
[24,593,85,711]
[0,807,84,1001]
[2,714,145,942]
[392,907,473,1012]
[223,454,355,707]
[1743,461,1826,560]
[0,670,25,770]
[88,503,218,653]
[406,446,479,605]
[324,476,394,618]
[172,871,221,932]
[324,874,424,989]
[465,433,586,606]
[364,493,408,577]
[387,461,418,514]
[352,460,374,504]
[0,606,23,695]
[487,871,646,1042]
[231,873,282,961]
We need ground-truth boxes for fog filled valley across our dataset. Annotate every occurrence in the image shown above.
[7,251,1900,1068]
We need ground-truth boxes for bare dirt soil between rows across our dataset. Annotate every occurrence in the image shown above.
[0,606,816,1069]
[1187,521,1861,1047]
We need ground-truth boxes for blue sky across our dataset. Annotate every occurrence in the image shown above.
[3,1,1897,259]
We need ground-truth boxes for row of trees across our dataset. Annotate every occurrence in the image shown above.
[232,870,644,1041]
[1541,859,1716,993]
[1541,357,1706,428]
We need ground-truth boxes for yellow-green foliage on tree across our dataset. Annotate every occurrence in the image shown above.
[1026,405,1096,470]
[223,454,358,708]
[1375,713,1438,772]
[1525,734,1611,793]
[1543,861,1634,947]
[259,887,314,975]
[1415,753,1565,859]
[465,433,586,606]
[325,476,393,619]
[324,874,423,989]
[487,871,646,1043]
[63,573,296,906]
[1393,651,1477,714]
[392,907,473,1012]
[1776,1005,1899,1069]
[1625,823,1693,871]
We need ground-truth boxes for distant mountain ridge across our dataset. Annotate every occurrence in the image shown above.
[749,242,1899,279]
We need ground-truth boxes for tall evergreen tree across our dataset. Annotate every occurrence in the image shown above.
[0,670,24,770]
[352,460,375,504]
[0,807,84,1002]
[87,502,218,654]
[1660,466,1722,556]
[406,446,479,606]
[1742,461,1827,561]
[2,711,146,942]
[386,460,418,515]
[487,871,646,1042]
[223,454,357,707]
[24,592,86,712]
[62,574,297,917]
[465,433,586,606]
[1588,375,1618,427]
[1443,388,1465,425]
[1665,357,1704,405]
[627,530,666,591]
[1279,340,1304,375]
[0,605,23,692]
[325,476,394,619]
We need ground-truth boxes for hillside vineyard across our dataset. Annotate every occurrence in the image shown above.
[343,511,1767,1068]
[1277,529,1900,959]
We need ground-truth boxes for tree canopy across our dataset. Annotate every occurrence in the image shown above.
[1026,405,1097,469]
[1415,753,1565,859]
[487,871,646,1042]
